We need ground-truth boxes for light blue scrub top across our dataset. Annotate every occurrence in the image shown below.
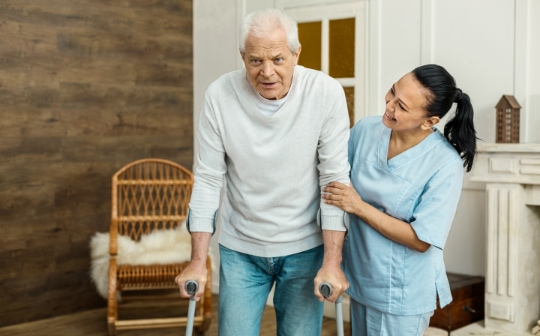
[343,115,464,315]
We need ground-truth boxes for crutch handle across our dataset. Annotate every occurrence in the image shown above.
[185,280,199,298]
[319,282,333,298]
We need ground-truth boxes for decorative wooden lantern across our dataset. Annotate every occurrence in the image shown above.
[495,95,521,143]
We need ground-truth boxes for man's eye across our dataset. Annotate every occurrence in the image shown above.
[274,58,283,63]
[399,104,405,110]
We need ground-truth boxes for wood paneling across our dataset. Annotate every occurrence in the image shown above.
[0,0,193,327]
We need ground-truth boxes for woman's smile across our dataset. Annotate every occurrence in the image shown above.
[384,111,396,121]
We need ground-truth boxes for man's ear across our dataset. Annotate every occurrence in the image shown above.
[421,116,440,130]
[293,45,301,65]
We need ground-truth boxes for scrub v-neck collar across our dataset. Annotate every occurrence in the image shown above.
[379,126,442,171]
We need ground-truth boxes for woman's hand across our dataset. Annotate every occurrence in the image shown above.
[324,182,432,252]
[322,182,363,215]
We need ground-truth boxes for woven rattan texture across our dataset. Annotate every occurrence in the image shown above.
[114,160,193,241]
[107,159,211,335]
[117,264,187,290]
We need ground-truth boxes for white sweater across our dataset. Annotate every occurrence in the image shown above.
[188,66,350,257]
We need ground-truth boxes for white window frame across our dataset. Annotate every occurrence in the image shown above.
[279,1,368,123]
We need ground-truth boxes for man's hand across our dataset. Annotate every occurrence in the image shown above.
[314,230,349,302]
[314,262,349,303]
[175,232,212,302]
[175,260,208,302]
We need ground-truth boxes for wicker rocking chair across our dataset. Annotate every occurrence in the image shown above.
[107,158,212,335]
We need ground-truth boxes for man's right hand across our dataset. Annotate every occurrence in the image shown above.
[175,260,208,302]
[175,231,213,301]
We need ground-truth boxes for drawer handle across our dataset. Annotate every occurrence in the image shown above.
[463,305,477,313]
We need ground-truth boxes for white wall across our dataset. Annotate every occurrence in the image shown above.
[427,0,512,275]
[193,0,239,292]
[528,0,540,143]
[193,0,540,291]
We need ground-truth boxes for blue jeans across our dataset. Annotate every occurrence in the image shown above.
[218,244,324,336]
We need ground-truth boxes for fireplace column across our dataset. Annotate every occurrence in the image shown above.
[471,143,540,335]
[484,183,540,332]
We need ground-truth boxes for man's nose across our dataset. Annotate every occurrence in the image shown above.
[260,61,274,77]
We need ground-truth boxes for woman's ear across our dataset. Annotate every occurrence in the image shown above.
[421,116,440,130]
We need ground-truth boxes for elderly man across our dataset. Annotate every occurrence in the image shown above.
[176,8,350,335]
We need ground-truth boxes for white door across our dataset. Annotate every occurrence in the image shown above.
[281,1,367,125]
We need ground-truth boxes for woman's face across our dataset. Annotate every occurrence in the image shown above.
[383,72,435,132]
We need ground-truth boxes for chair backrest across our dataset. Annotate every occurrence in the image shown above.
[111,158,193,242]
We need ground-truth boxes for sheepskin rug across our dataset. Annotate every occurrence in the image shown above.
[90,224,194,299]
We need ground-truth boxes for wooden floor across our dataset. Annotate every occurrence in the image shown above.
[0,293,351,336]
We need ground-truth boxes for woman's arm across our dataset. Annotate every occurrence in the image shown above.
[322,182,431,252]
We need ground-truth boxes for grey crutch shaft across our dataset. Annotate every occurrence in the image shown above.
[319,282,344,336]
[185,280,198,336]
[335,294,344,336]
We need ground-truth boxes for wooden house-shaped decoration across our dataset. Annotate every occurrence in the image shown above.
[495,95,521,143]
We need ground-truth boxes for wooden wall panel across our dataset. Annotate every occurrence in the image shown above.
[0,0,193,327]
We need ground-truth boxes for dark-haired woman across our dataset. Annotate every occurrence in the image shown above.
[322,64,477,336]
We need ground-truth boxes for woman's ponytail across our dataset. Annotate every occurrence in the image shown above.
[444,91,477,171]
[412,64,478,171]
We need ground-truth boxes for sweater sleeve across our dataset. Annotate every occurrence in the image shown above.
[187,88,226,233]
[317,79,351,231]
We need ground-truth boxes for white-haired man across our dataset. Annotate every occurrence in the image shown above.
[176,8,350,335]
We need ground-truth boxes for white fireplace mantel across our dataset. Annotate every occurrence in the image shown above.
[473,143,540,187]
[456,143,540,335]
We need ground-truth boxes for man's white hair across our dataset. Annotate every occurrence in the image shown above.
[239,8,300,55]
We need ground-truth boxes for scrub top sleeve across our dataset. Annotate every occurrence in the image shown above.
[348,120,361,164]
[188,93,227,233]
[410,158,464,249]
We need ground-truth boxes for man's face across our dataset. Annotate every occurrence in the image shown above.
[241,28,300,100]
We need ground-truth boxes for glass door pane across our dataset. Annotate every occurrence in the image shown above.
[297,21,322,71]
[329,18,355,78]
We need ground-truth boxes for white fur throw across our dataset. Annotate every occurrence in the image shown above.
[90,224,194,299]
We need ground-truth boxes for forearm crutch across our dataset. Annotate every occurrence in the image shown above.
[185,280,198,336]
[319,282,344,336]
